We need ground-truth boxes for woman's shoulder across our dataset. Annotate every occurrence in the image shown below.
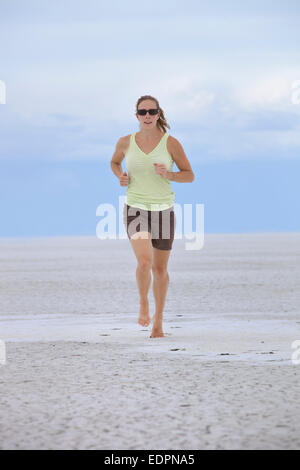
[119,133,132,142]
[166,134,182,152]
[117,134,132,155]
[166,133,179,143]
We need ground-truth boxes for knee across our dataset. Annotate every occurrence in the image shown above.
[137,258,152,272]
[152,266,168,278]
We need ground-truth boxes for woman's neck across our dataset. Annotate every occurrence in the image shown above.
[138,128,164,140]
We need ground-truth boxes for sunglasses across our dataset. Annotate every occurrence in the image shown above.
[137,108,160,116]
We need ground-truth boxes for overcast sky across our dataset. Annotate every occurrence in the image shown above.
[1,0,300,236]
[1,0,300,161]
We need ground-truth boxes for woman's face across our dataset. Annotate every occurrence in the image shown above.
[136,99,161,131]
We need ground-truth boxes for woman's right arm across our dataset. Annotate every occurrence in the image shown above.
[110,137,130,186]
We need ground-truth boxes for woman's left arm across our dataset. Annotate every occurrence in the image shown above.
[166,136,195,183]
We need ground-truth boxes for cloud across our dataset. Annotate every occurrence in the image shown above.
[1,1,300,162]
[234,76,294,109]
[2,70,300,162]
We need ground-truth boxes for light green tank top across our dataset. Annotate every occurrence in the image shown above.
[125,132,175,211]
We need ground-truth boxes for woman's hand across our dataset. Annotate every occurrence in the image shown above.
[119,171,130,186]
[154,163,168,179]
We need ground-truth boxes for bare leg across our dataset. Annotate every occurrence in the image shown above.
[130,232,152,327]
[151,248,171,338]
[136,263,152,326]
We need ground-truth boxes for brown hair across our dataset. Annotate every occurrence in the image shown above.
[136,95,170,134]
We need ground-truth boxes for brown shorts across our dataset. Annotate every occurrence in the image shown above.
[123,203,176,251]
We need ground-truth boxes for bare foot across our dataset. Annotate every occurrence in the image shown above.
[150,314,164,338]
[138,300,151,327]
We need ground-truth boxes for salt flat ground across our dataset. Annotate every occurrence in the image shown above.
[0,233,299,449]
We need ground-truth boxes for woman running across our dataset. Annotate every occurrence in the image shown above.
[110,95,194,338]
